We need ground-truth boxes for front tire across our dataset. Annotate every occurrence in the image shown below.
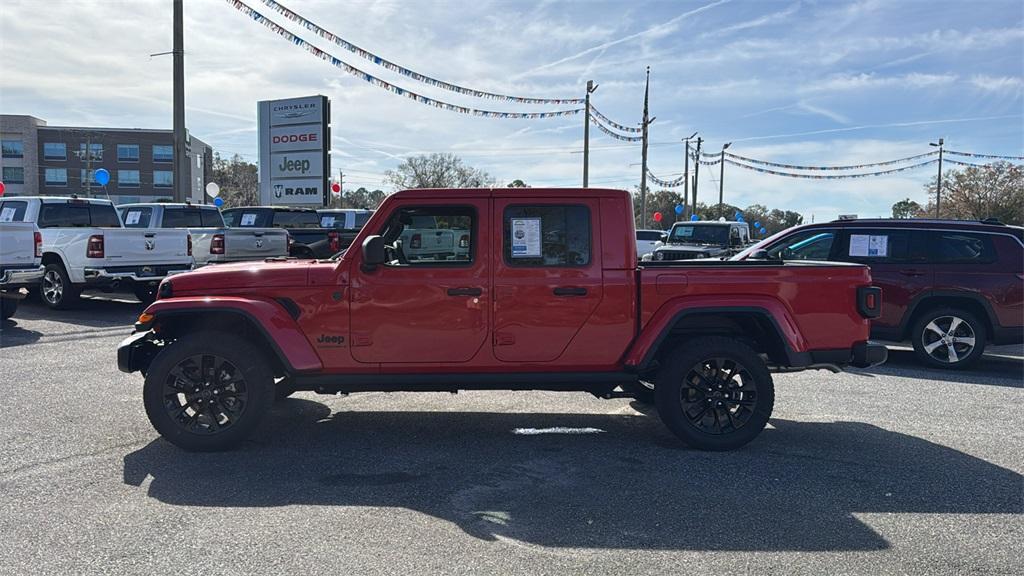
[133,282,158,305]
[41,263,80,310]
[655,336,774,451]
[911,307,986,369]
[143,332,275,451]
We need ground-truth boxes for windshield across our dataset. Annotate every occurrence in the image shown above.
[670,224,730,245]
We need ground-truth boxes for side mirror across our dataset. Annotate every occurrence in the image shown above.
[660,233,668,242]
[748,249,770,260]
[361,235,386,271]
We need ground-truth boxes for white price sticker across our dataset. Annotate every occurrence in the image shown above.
[124,210,141,225]
[0,207,16,222]
[849,234,888,257]
[240,213,257,226]
[321,216,336,227]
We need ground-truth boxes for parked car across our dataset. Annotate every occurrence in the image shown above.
[0,221,44,320]
[398,212,471,262]
[648,221,751,261]
[222,206,347,259]
[317,209,374,232]
[635,229,666,257]
[0,196,192,307]
[117,203,289,266]
[734,218,1024,369]
[119,187,885,452]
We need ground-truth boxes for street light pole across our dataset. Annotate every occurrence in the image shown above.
[682,131,697,219]
[582,80,598,188]
[718,142,731,218]
[930,138,944,217]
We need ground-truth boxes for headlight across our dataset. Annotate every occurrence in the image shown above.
[654,252,664,260]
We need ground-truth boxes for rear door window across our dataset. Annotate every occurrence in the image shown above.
[931,232,996,264]
[503,205,591,267]
[89,204,122,228]
[38,203,90,228]
[0,200,28,222]
[120,207,153,228]
[839,229,928,263]
[200,208,225,227]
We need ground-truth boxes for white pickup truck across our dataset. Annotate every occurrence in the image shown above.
[0,220,44,320]
[0,197,192,308]
[117,203,288,266]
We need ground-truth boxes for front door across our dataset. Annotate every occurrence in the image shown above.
[349,200,489,364]
[492,198,603,362]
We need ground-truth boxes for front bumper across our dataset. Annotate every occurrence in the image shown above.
[84,266,191,285]
[117,331,161,374]
[0,265,45,289]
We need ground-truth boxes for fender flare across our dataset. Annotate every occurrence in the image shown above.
[144,296,322,373]
[624,295,809,371]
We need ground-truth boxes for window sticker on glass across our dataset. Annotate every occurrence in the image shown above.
[124,210,141,225]
[849,234,888,257]
[510,217,542,258]
[240,213,258,226]
[0,207,16,222]
[321,216,336,227]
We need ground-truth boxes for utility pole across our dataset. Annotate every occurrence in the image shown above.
[718,142,731,218]
[692,137,702,217]
[582,80,598,188]
[639,67,655,225]
[173,0,188,203]
[339,170,344,208]
[930,137,944,217]
[682,131,697,219]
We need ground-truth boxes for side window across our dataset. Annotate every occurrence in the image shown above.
[89,205,122,228]
[0,201,28,222]
[767,229,837,260]
[932,232,995,264]
[121,207,153,228]
[503,205,590,267]
[200,209,225,227]
[38,204,90,228]
[843,229,927,263]
[379,206,475,266]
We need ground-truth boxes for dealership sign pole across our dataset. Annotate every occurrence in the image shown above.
[257,95,331,207]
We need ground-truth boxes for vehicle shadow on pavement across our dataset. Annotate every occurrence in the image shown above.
[15,296,143,329]
[0,318,43,347]
[122,399,1023,552]
[859,349,1023,388]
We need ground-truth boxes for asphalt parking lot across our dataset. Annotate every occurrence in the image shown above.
[1,296,1021,576]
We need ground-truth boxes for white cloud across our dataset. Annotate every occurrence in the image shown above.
[970,75,1024,93]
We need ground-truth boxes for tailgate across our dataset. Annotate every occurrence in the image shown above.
[223,228,289,260]
[102,229,191,266]
[0,223,37,268]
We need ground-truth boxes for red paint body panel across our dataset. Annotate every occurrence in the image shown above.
[147,188,876,378]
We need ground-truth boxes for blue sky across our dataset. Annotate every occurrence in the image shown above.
[2,0,1022,220]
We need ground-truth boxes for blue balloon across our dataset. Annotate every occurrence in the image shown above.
[213,197,224,207]
[674,204,683,215]
[753,221,761,228]
[690,214,699,221]
[760,227,767,234]
[737,215,744,222]
[94,168,110,186]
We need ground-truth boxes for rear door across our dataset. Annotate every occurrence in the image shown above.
[349,200,489,364]
[835,228,931,331]
[492,199,602,362]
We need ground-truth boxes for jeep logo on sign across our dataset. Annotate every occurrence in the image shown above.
[277,156,312,174]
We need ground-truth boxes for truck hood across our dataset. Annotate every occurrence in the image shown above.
[167,259,314,292]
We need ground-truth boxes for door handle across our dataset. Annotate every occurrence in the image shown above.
[553,287,588,297]
[447,287,483,297]
[899,269,925,277]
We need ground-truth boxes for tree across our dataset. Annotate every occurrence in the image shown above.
[632,189,685,229]
[507,179,529,188]
[891,198,922,219]
[211,153,259,207]
[338,187,387,209]
[920,162,1023,225]
[384,153,496,190]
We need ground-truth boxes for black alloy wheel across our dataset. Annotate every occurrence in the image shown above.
[161,353,249,435]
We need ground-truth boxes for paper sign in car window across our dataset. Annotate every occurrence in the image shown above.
[0,207,15,222]
[849,234,888,257]
[124,210,141,225]
[510,218,542,258]
[676,226,694,237]
[240,213,257,226]
[321,216,336,227]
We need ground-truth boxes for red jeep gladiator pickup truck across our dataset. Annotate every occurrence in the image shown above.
[118,188,886,452]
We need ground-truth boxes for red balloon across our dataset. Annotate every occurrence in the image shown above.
[0,181,5,196]
[653,211,663,222]
[331,182,341,194]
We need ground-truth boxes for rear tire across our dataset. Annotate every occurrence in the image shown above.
[133,282,158,305]
[911,307,986,369]
[41,263,80,310]
[143,332,275,451]
[0,297,18,320]
[655,336,774,451]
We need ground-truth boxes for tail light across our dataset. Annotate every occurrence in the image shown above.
[857,286,882,319]
[458,234,469,249]
[210,233,225,255]
[34,231,42,258]
[287,234,295,250]
[187,234,193,256]
[328,230,341,254]
[86,234,104,258]
[410,233,422,249]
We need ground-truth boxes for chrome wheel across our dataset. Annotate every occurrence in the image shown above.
[162,354,249,435]
[921,315,976,364]
[42,270,63,304]
[679,357,758,435]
